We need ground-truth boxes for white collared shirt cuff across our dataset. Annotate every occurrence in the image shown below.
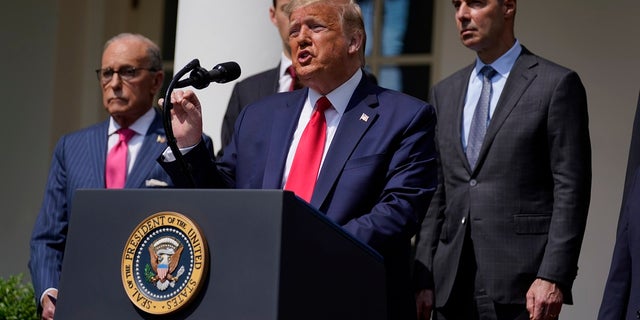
[40,288,58,306]
[161,145,197,162]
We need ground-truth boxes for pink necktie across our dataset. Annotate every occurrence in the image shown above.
[285,97,332,202]
[106,128,135,189]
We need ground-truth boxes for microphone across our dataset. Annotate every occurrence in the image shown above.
[175,61,241,89]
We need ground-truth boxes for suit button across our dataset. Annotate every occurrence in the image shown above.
[461,217,466,224]
[469,179,477,186]
[636,309,640,319]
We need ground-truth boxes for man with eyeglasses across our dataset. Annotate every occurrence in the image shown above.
[28,33,213,320]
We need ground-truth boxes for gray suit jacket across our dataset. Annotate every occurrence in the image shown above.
[414,47,591,307]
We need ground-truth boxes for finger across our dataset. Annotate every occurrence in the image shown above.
[545,305,562,320]
[170,89,184,104]
[182,90,201,106]
[528,300,544,320]
[177,91,196,110]
[417,308,428,320]
[41,304,55,320]
[545,312,558,320]
[526,291,535,315]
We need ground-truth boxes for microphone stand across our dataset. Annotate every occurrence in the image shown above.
[162,58,202,188]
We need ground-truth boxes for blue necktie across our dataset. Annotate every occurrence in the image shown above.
[466,66,497,169]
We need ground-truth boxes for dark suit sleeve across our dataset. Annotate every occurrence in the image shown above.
[220,83,243,156]
[414,87,445,291]
[598,95,640,319]
[158,135,224,188]
[598,169,640,319]
[29,137,69,303]
[620,92,640,209]
[536,71,591,295]
[341,101,438,251]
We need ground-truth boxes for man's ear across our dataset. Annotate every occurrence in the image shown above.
[151,71,165,94]
[503,0,516,18]
[348,30,364,55]
[269,6,277,26]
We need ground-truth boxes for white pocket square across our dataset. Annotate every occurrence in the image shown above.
[145,179,169,187]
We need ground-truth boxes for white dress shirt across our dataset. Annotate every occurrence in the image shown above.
[282,69,363,186]
[107,107,156,173]
[277,53,295,93]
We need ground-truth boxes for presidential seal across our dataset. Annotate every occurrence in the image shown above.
[121,211,208,315]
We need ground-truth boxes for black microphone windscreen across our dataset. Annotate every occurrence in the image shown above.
[216,61,241,83]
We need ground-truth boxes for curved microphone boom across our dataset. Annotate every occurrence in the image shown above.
[162,59,241,188]
[175,61,241,89]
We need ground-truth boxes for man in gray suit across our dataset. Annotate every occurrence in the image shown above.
[414,1,591,319]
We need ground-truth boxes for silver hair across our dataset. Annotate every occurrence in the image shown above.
[103,33,163,71]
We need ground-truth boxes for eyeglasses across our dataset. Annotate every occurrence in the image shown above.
[95,66,159,84]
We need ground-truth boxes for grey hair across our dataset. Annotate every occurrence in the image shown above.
[103,33,163,71]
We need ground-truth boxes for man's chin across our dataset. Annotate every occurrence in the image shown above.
[106,105,132,117]
[296,69,315,83]
[462,41,483,52]
[461,36,477,47]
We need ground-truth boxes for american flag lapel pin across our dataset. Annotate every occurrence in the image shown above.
[157,135,167,143]
[359,113,369,122]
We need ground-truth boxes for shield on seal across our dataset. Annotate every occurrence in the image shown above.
[157,263,169,280]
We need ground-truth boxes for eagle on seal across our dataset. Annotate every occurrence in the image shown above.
[149,236,184,290]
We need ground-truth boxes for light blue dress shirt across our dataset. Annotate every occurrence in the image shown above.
[462,40,522,148]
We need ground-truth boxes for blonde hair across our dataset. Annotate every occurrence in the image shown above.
[284,0,366,64]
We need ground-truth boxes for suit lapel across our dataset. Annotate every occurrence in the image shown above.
[262,91,307,189]
[451,65,475,173]
[126,109,168,188]
[90,121,110,187]
[257,65,281,97]
[311,81,378,208]
[269,64,281,93]
[474,50,538,173]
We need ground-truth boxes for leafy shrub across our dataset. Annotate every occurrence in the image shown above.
[0,274,38,320]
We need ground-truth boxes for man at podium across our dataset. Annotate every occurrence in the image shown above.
[159,0,437,318]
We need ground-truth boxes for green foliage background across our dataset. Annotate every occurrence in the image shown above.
[0,274,37,320]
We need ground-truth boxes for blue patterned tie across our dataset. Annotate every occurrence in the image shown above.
[466,66,497,169]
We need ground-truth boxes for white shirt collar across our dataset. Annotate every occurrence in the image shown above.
[307,69,363,115]
[278,52,294,77]
[108,107,155,136]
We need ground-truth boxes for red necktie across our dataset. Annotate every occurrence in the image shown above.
[106,128,135,188]
[287,65,301,91]
[285,97,332,202]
